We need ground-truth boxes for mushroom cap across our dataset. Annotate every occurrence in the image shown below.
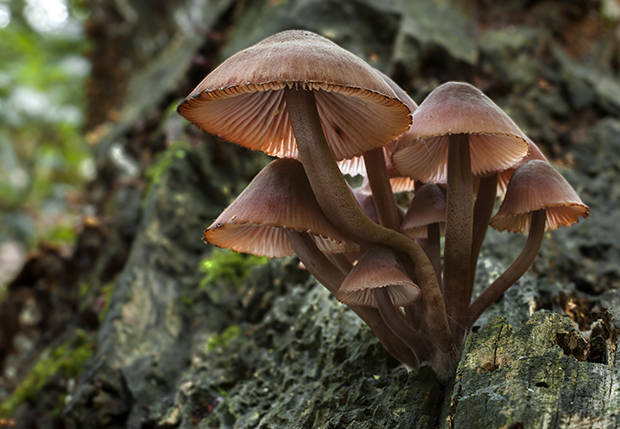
[497,137,548,194]
[401,184,446,238]
[205,158,357,257]
[490,160,589,233]
[391,81,529,183]
[178,30,411,161]
[336,247,420,307]
[338,71,417,192]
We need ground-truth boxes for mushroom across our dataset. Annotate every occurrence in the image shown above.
[179,29,452,353]
[336,246,432,363]
[204,158,357,258]
[177,30,410,161]
[391,82,529,332]
[467,159,589,325]
[286,232,419,367]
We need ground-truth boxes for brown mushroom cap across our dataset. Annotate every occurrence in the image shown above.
[401,184,446,238]
[497,137,548,194]
[336,247,420,307]
[338,71,417,192]
[391,81,529,183]
[178,30,411,161]
[490,160,589,233]
[205,158,357,257]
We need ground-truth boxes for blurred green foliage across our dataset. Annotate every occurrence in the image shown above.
[0,0,91,248]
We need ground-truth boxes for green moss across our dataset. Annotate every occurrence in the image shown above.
[0,330,94,418]
[205,325,241,351]
[199,249,268,290]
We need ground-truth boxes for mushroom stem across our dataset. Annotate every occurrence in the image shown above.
[284,88,454,352]
[467,173,497,306]
[374,288,431,362]
[363,147,400,229]
[443,134,474,331]
[424,223,442,286]
[286,230,419,366]
[466,209,546,326]
[286,230,344,293]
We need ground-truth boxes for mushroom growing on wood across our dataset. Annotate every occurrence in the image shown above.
[179,29,453,361]
[178,29,587,379]
[467,159,589,325]
[391,81,530,335]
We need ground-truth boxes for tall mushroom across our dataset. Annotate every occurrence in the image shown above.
[391,82,529,336]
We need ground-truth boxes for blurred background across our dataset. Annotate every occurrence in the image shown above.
[1,0,620,428]
[0,0,90,282]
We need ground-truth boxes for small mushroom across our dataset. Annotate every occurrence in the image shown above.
[336,246,421,308]
[204,158,357,257]
[490,159,589,233]
[468,160,589,325]
[336,246,431,363]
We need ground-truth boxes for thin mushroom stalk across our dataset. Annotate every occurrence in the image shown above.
[443,134,474,337]
[286,230,419,367]
[466,209,546,326]
[284,87,454,354]
[373,288,431,362]
[422,223,442,286]
[465,173,498,322]
[363,147,401,229]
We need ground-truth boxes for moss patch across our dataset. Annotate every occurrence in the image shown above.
[205,325,241,352]
[0,330,94,418]
[199,248,268,290]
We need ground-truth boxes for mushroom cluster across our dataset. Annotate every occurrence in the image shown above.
[178,30,588,377]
